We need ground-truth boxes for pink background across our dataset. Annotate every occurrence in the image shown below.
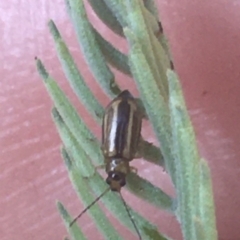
[1,0,240,239]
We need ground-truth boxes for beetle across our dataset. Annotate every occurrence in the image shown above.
[102,89,142,192]
[70,90,143,239]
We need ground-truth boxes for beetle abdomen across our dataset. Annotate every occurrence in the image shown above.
[102,90,142,161]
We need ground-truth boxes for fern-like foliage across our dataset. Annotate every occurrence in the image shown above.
[36,0,217,239]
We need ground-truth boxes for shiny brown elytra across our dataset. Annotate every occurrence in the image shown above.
[70,90,142,239]
[102,89,142,192]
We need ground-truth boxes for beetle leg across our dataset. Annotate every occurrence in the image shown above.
[130,166,138,174]
[134,151,142,158]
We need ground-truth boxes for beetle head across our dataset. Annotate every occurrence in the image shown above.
[106,171,126,192]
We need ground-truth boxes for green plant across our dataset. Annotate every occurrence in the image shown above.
[36,0,217,239]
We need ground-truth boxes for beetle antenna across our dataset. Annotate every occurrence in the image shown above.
[69,187,110,227]
[119,192,142,240]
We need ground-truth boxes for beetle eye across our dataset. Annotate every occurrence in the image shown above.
[112,173,121,181]
[106,177,111,185]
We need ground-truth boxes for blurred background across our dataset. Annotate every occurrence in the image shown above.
[1,0,240,239]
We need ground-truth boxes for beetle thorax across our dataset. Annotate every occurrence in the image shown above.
[105,158,129,191]
[105,158,130,175]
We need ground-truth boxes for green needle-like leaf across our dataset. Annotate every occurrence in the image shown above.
[138,139,164,167]
[67,0,121,97]
[168,70,217,240]
[125,0,169,100]
[168,70,200,240]
[126,172,174,211]
[93,28,131,76]
[36,58,104,166]
[126,29,176,185]
[198,159,218,240]
[48,20,104,122]
[102,0,127,28]
[143,0,159,19]
[57,202,87,240]
[87,0,123,36]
